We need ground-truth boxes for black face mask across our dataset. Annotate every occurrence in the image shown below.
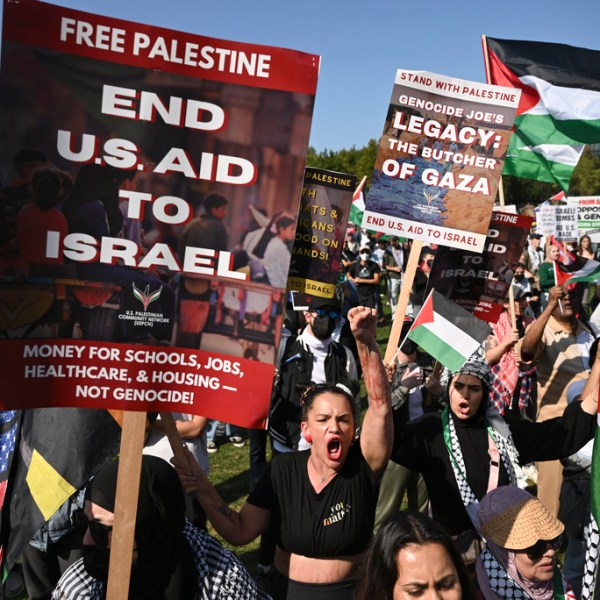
[311,315,337,340]
[82,545,111,581]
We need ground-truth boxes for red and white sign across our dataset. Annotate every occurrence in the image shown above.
[0,0,319,427]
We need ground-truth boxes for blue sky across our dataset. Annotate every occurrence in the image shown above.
[1,0,599,151]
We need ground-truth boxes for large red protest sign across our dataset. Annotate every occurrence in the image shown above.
[363,70,520,251]
[0,0,319,427]
[427,211,532,323]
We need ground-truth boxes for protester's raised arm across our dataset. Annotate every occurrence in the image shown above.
[350,306,392,478]
[580,346,600,415]
[520,286,562,361]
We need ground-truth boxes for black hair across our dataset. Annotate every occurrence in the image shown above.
[419,246,435,262]
[63,164,123,236]
[274,215,296,231]
[31,168,61,211]
[590,337,600,364]
[13,147,47,176]
[300,383,357,423]
[355,511,476,600]
[203,193,228,212]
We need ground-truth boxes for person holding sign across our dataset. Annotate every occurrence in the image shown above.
[390,352,597,569]
[52,455,268,599]
[174,306,392,600]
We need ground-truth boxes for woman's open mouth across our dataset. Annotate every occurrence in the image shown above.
[456,402,472,416]
[327,437,342,460]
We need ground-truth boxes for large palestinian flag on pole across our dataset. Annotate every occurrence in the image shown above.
[484,37,600,192]
[407,291,492,372]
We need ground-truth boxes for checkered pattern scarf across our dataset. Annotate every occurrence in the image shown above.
[477,546,575,599]
[581,516,600,600]
[490,365,537,416]
[52,521,271,600]
[443,406,523,524]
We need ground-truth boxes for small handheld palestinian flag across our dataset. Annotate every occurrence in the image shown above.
[349,176,366,226]
[406,290,492,372]
[554,256,600,287]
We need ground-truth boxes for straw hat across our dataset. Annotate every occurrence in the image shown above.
[477,486,564,550]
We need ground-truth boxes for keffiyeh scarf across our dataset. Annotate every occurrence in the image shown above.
[477,546,575,600]
[442,405,524,523]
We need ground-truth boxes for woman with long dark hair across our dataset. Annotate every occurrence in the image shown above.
[356,511,476,600]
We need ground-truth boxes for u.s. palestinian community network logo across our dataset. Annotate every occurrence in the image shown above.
[118,283,170,328]
[133,283,162,310]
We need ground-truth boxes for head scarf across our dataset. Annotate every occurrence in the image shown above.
[86,455,198,600]
[444,354,525,526]
[453,354,493,390]
[475,486,564,600]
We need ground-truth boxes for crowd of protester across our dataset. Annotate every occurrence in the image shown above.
[4,157,600,600]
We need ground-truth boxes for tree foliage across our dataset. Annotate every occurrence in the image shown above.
[306,139,379,185]
[569,148,600,196]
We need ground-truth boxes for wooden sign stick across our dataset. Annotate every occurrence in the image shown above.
[159,412,189,464]
[105,410,147,600]
[384,239,423,365]
[492,179,519,330]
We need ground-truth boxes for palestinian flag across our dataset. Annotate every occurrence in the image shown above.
[554,256,600,286]
[484,37,600,192]
[407,290,492,372]
[349,176,366,226]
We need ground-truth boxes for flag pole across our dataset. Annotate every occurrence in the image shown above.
[483,32,515,326]
[481,35,492,84]
[553,260,565,315]
[356,175,367,194]
[159,412,189,464]
[384,239,423,364]
[106,411,147,600]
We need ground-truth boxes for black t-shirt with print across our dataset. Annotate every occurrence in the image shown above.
[247,443,378,558]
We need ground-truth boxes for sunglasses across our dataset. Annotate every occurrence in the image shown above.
[311,308,340,319]
[524,534,562,561]
[73,511,113,547]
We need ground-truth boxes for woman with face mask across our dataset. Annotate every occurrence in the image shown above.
[346,247,381,309]
[52,455,268,600]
